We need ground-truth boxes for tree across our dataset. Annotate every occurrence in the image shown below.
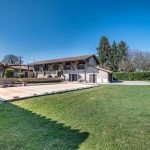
[4,68,15,78]
[117,41,129,71]
[2,54,23,65]
[143,51,150,71]
[132,50,150,71]
[109,41,119,71]
[117,41,129,61]
[0,63,9,77]
[123,50,135,72]
[97,36,110,68]
[96,37,150,72]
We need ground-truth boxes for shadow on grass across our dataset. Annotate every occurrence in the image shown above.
[0,103,89,150]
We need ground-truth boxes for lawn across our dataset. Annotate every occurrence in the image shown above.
[0,85,150,150]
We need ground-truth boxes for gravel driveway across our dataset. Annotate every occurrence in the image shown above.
[0,83,97,102]
[109,81,150,85]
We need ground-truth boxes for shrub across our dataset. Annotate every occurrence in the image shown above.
[4,68,15,78]
[113,72,150,81]
[18,73,25,78]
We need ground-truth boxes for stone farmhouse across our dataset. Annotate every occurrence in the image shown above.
[33,54,112,83]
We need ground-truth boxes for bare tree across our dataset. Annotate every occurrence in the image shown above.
[118,50,150,72]
[118,50,135,72]
[132,50,150,71]
[2,54,23,65]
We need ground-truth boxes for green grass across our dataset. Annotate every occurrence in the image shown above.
[0,85,150,150]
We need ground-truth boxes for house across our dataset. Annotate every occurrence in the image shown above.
[10,65,34,78]
[33,54,112,83]
[0,63,34,78]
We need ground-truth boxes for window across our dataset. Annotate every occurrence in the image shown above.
[43,64,48,71]
[34,65,39,71]
[53,64,59,70]
[77,61,85,69]
[85,59,89,64]
[78,64,85,69]
[64,63,71,70]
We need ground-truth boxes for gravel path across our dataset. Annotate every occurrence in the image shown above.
[0,83,97,102]
[109,81,150,85]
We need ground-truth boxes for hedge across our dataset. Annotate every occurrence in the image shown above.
[113,72,150,81]
[4,69,15,78]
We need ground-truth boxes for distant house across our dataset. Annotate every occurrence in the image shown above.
[10,65,34,78]
[33,54,112,83]
[0,63,34,78]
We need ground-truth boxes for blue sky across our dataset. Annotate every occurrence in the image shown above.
[0,0,150,63]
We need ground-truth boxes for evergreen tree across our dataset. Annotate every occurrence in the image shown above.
[110,41,119,71]
[117,41,129,71]
[97,37,129,71]
[97,36,110,68]
[117,41,129,62]
[106,46,113,70]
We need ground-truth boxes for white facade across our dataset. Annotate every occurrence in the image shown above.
[33,55,112,83]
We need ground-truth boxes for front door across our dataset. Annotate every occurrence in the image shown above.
[108,74,112,82]
[72,74,77,81]
[93,74,97,83]
[89,74,97,83]
[69,74,78,81]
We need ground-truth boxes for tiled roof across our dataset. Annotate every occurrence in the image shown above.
[96,66,112,74]
[33,54,99,65]
[10,65,33,71]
